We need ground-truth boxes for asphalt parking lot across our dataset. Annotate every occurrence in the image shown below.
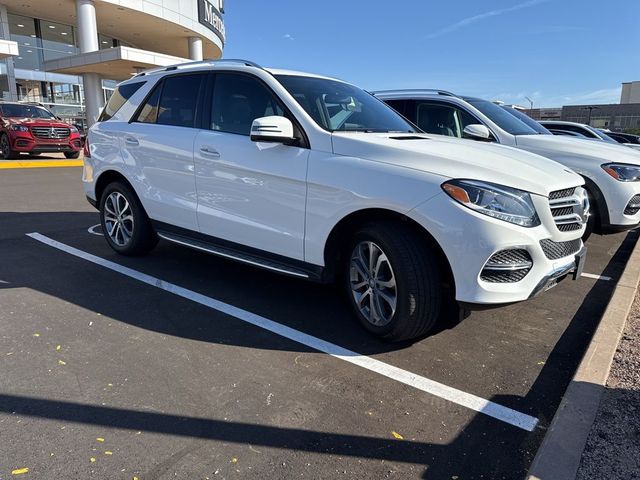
[1,162,637,480]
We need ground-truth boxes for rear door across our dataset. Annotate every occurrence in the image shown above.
[122,73,206,231]
[193,72,309,260]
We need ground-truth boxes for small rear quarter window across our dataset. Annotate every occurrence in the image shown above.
[98,81,145,122]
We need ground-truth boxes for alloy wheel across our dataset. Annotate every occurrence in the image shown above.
[104,191,134,247]
[349,241,397,327]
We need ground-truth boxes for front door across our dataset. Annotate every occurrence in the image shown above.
[194,72,309,260]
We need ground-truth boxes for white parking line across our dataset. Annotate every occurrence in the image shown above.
[87,224,102,236]
[581,272,612,281]
[27,232,539,432]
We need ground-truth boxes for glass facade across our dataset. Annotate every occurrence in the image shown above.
[3,13,128,123]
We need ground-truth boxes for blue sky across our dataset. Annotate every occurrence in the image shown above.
[222,0,640,108]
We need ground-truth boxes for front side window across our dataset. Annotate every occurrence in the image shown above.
[99,81,145,122]
[0,104,55,119]
[416,102,478,138]
[275,75,415,133]
[211,73,285,135]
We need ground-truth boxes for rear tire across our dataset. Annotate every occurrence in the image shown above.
[65,151,80,159]
[99,181,158,256]
[344,222,441,342]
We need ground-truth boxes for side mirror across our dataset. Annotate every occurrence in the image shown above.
[250,116,296,145]
[463,124,492,141]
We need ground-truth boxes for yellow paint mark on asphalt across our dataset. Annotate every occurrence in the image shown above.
[96,437,105,442]
[11,467,29,475]
[391,431,404,440]
[0,160,83,169]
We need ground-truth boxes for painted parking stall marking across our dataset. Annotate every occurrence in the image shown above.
[27,232,539,432]
[0,160,83,169]
[581,272,612,281]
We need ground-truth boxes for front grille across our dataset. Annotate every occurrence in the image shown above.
[549,188,575,200]
[540,238,582,260]
[31,126,70,139]
[624,194,640,215]
[480,249,532,283]
[548,187,585,232]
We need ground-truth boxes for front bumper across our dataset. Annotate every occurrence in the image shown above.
[10,132,82,153]
[600,178,640,229]
[408,192,587,305]
[529,245,586,299]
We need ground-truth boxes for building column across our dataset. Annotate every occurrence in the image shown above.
[76,0,102,126]
[188,37,203,61]
[0,4,18,101]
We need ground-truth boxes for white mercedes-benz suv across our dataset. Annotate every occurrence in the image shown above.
[83,60,588,342]
[375,90,640,239]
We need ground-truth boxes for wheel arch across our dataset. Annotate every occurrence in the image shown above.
[581,175,609,232]
[322,208,454,291]
[94,169,138,206]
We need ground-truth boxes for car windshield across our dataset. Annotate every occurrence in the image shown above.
[500,106,551,134]
[0,104,55,119]
[275,74,416,133]
[591,128,619,144]
[465,98,539,135]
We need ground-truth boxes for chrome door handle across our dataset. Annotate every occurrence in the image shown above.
[124,136,139,146]
[200,146,221,158]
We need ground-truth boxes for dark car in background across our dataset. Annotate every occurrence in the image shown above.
[0,102,82,160]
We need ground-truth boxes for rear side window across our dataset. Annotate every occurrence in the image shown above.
[133,74,204,128]
[135,85,161,124]
[98,81,145,122]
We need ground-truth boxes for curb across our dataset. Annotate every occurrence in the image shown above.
[526,231,640,480]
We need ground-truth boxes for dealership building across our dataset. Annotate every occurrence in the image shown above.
[0,0,225,125]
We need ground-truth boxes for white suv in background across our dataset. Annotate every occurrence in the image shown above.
[83,60,587,342]
[375,90,640,238]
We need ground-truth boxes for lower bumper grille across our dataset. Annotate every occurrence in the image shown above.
[540,238,582,260]
[624,194,640,215]
[481,249,532,283]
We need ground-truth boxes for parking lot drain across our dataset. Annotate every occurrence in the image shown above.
[27,232,540,432]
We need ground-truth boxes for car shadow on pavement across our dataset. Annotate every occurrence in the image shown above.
[0,211,637,478]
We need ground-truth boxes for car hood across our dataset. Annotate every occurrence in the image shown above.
[331,132,582,196]
[3,117,69,128]
[515,134,640,166]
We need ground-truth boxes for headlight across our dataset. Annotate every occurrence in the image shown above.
[601,163,640,182]
[70,125,79,133]
[10,125,29,132]
[442,179,540,227]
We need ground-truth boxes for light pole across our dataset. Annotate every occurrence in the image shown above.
[582,106,599,126]
[525,96,534,113]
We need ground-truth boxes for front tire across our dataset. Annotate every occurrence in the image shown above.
[1,134,17,160]
[583,188,597,241]
[65,151,80,159]
[99,181,158,256]
[344,222,441,342]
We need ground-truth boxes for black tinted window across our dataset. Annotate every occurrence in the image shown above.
[155,74,204,128]
[211,73,285,135]
[99,81,145,122]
